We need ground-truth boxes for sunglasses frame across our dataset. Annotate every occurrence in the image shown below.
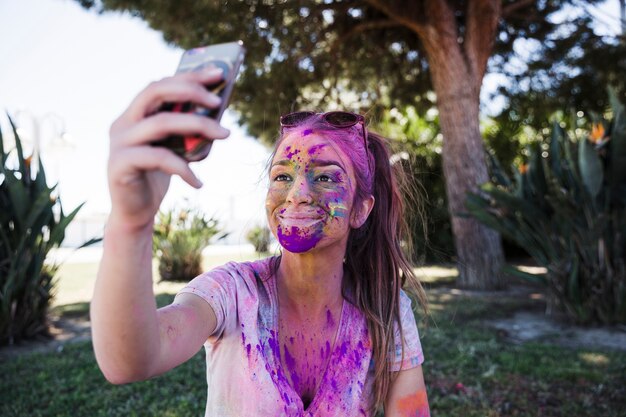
[280,111,368,155]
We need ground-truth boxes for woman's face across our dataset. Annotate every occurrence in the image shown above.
[266,131,363,254]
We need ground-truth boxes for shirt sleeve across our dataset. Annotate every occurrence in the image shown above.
[176,262,239,341]
[388,290,425,372]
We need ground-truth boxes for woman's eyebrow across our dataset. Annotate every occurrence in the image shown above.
[270,159,292,167]
[309,159,347,173]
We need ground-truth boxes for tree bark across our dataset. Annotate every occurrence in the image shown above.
[365,0,507,288]
[419,0,505,289]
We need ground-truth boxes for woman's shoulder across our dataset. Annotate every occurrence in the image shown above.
[207,255,278,281]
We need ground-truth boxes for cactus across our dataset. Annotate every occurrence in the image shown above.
[466,90,626,325]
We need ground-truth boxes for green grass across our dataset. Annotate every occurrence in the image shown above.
[421,293,626,416]
[3,281,626,416]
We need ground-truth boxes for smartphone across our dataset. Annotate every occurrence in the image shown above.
[152,41,245,161]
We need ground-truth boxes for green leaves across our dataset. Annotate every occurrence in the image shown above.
[578,135,603,198]
[153,206,225,282]
[465,97,626,325]
[0,115,91,345]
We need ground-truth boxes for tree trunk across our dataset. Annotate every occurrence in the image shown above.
[367,0,506,288]
[436,86,506,289]
[418,0,506,289]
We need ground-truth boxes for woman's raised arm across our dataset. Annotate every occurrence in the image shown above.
[91,68,228,384]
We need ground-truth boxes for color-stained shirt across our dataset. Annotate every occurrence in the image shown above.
[178,257,424,417]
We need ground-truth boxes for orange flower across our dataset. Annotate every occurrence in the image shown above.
[24,154,33,172]
[518,164,529,174]
[589,123,605,144]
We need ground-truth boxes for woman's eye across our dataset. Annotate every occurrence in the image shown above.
[274,174,291,182]
[316,174,334,183]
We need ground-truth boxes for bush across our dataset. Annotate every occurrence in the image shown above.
[153,207,223,281]
[246,225,271,254]
[466,91,626,325]
[0,116,88,345]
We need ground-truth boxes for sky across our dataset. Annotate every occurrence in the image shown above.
[0,0,622,246]
[0,0,271,245]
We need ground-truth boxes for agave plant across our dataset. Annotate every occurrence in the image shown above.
[153,206,224,282]
[466,91,626,325]
[0,115,95,345]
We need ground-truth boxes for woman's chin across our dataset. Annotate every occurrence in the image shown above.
[277,225,321,253]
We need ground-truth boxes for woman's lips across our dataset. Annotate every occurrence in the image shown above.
[278,211,324,228]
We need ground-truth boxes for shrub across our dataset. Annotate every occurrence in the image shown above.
[246,225,271,254]
[153,207,223,281]
[0,116,89,345]
[466,91,626,325]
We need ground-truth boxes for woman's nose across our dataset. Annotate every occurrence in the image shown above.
[287,178,313,204]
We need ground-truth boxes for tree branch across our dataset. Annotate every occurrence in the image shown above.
[329,20,403,56]
[502,0,536,18]
[363,0,425,35]
[466,0,502,83]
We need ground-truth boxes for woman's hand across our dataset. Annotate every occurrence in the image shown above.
[107,67,231,230]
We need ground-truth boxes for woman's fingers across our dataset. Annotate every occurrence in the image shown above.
[113,112,230,148]
[111,146,204,189]
[121,67,225,124]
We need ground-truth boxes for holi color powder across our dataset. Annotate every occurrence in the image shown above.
[277,225,322,253]
[397,390,430,417]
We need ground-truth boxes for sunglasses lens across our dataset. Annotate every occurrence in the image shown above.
[324,111,359,127]
[280,111,315,127]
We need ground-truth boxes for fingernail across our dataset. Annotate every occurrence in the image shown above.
[207,95,222,106]
[194,177,204,188]
[219,127,231,136]
[205,67,223,76]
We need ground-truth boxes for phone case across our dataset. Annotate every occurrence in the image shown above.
[152,41,245,161]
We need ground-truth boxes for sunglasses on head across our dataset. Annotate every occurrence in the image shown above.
[280,111,368,150]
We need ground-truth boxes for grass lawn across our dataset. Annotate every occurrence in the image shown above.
[2,271,625,416]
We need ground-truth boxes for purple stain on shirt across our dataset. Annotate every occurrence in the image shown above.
[339,341,349,357]
[246,344,252,356]
[268,336,281,358]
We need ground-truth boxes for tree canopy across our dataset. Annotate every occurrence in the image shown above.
[75,0,621,288]
[76,0,615,142]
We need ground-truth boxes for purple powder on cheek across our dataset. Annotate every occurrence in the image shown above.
[302,128,314,136]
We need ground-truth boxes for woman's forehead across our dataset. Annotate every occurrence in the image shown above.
[275,131,350,164]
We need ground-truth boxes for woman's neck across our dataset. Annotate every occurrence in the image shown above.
[276,248,345,318]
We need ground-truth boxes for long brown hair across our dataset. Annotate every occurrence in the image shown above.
[273,117,428,412]
[343,130,428,412]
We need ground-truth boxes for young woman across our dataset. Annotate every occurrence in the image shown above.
[92,67,430,417]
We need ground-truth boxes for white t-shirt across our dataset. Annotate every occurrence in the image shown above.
[178,257,424,417]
